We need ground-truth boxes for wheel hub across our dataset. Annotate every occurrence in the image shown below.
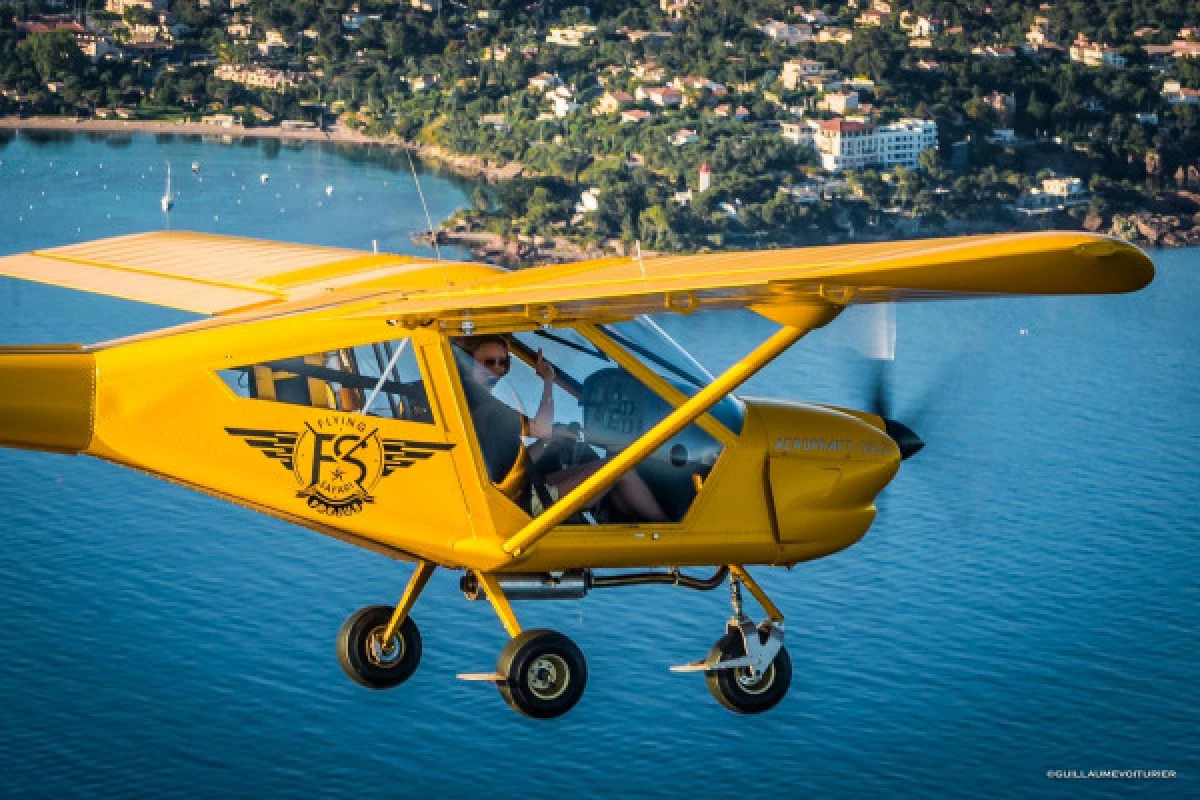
[526,654,570,700]
[366,626,405,668]
[735,663,775,695]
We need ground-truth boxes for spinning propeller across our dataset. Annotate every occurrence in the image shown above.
[863,303,924,461]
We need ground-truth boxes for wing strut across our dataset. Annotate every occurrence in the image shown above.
[502,303,842,558]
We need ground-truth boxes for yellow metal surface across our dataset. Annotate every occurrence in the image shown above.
[0,231,1156,581]
[362,232,1154,326]
[0,348,95,453]
[474,571,522,637]
[729,566,784,623]
[0,231,1153,327]
[382,562,436,642]
[0,231,487,315]
[80,319,494,568]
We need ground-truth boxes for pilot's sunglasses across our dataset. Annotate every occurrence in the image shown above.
[481,356,511,371]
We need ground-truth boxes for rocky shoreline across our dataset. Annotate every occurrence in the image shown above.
[1088,193,1200,248]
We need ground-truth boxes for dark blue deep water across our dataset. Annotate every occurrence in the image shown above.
[0,132,1196,798]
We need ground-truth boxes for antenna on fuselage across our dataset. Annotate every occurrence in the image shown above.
[406,150,449,287]
[634,240,646,280]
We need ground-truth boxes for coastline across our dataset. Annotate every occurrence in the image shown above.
[4,115,1196,257]
[0,115,525,184]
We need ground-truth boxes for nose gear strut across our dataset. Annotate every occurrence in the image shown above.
[671,566,793,714]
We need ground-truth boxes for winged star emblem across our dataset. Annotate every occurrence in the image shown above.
[226,420,454,516]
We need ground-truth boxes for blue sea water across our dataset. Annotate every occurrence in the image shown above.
[0,131,1197,798]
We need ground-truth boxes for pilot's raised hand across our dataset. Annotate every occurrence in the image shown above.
[535,348,556,385]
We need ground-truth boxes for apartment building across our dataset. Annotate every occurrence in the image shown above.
[812,118,937,172]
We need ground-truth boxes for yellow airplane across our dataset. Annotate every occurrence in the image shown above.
[0,231,1152,718]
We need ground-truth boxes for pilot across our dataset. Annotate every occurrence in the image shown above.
[458,336,667,522]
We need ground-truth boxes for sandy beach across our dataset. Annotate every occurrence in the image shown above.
[0,115,525,183]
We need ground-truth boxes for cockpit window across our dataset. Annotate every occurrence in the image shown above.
[218,338,434,424]
[451,328,728,525]
[600,317,745,434]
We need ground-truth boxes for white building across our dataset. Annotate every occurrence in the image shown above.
[1070,38,1126,68]
[552,95,580,118]
[1015,176,1090,214]
[813,118,937,172]
[911,16,940,37]
[781,120,818,148]
[528,72,561,91]
[1163,80,1200,105]
[575,187,602,214]
[757,20,813,45]
[75,31,119,60]
[669,128,699,147]
[106,0,167,14]
[781,58,825,90]
[546,25,597,47]
[214,64,302,91]
[821,90,859,114]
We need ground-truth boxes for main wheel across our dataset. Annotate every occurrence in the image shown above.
[704,630,792,714]
[497,629,587,719]
[336,605,422,690]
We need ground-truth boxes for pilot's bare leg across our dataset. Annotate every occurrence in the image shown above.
[614,471,668,522]
[546,460,667,522]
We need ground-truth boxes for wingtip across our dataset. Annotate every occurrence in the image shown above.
[1072,235,1155,294]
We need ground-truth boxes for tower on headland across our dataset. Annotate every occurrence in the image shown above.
[698,162,711,192]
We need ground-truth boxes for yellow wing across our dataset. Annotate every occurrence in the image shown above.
[356,231,1153,328]
[0,231,493,315]
[0,230,1152,325]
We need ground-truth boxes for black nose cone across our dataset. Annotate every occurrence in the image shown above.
[884,418,924,460]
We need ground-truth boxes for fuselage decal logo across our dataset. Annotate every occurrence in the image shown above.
[226,416,454,516]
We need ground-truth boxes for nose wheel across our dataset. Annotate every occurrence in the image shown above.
[704,626,792,714]
[672,566,793,714]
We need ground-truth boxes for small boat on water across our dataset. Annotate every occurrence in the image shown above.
[191,161,200,174]
[161,162,174,213]
[260,173,269,184]
[325,185,334,196]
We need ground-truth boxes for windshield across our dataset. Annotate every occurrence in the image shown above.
[599,317,745,434]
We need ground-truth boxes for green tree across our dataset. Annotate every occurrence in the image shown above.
[22,30,85,84]
[471,186,490,214]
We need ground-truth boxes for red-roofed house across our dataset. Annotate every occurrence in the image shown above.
[636,85,684,107]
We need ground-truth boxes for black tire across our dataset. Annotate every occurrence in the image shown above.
[704,630,792,714]
[336,605,422,690]
[497,629,587,719]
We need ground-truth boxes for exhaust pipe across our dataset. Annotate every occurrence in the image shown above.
[459,567,730,602]
[0,345,95,454]
[461,571,592,601]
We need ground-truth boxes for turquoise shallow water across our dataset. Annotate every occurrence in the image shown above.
[0,131,1197,798]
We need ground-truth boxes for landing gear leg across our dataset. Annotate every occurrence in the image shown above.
[672,566,792,714]
[460,571,588,719]
[336,562,434,690]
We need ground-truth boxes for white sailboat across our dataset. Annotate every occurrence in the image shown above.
[161,162,174,213]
